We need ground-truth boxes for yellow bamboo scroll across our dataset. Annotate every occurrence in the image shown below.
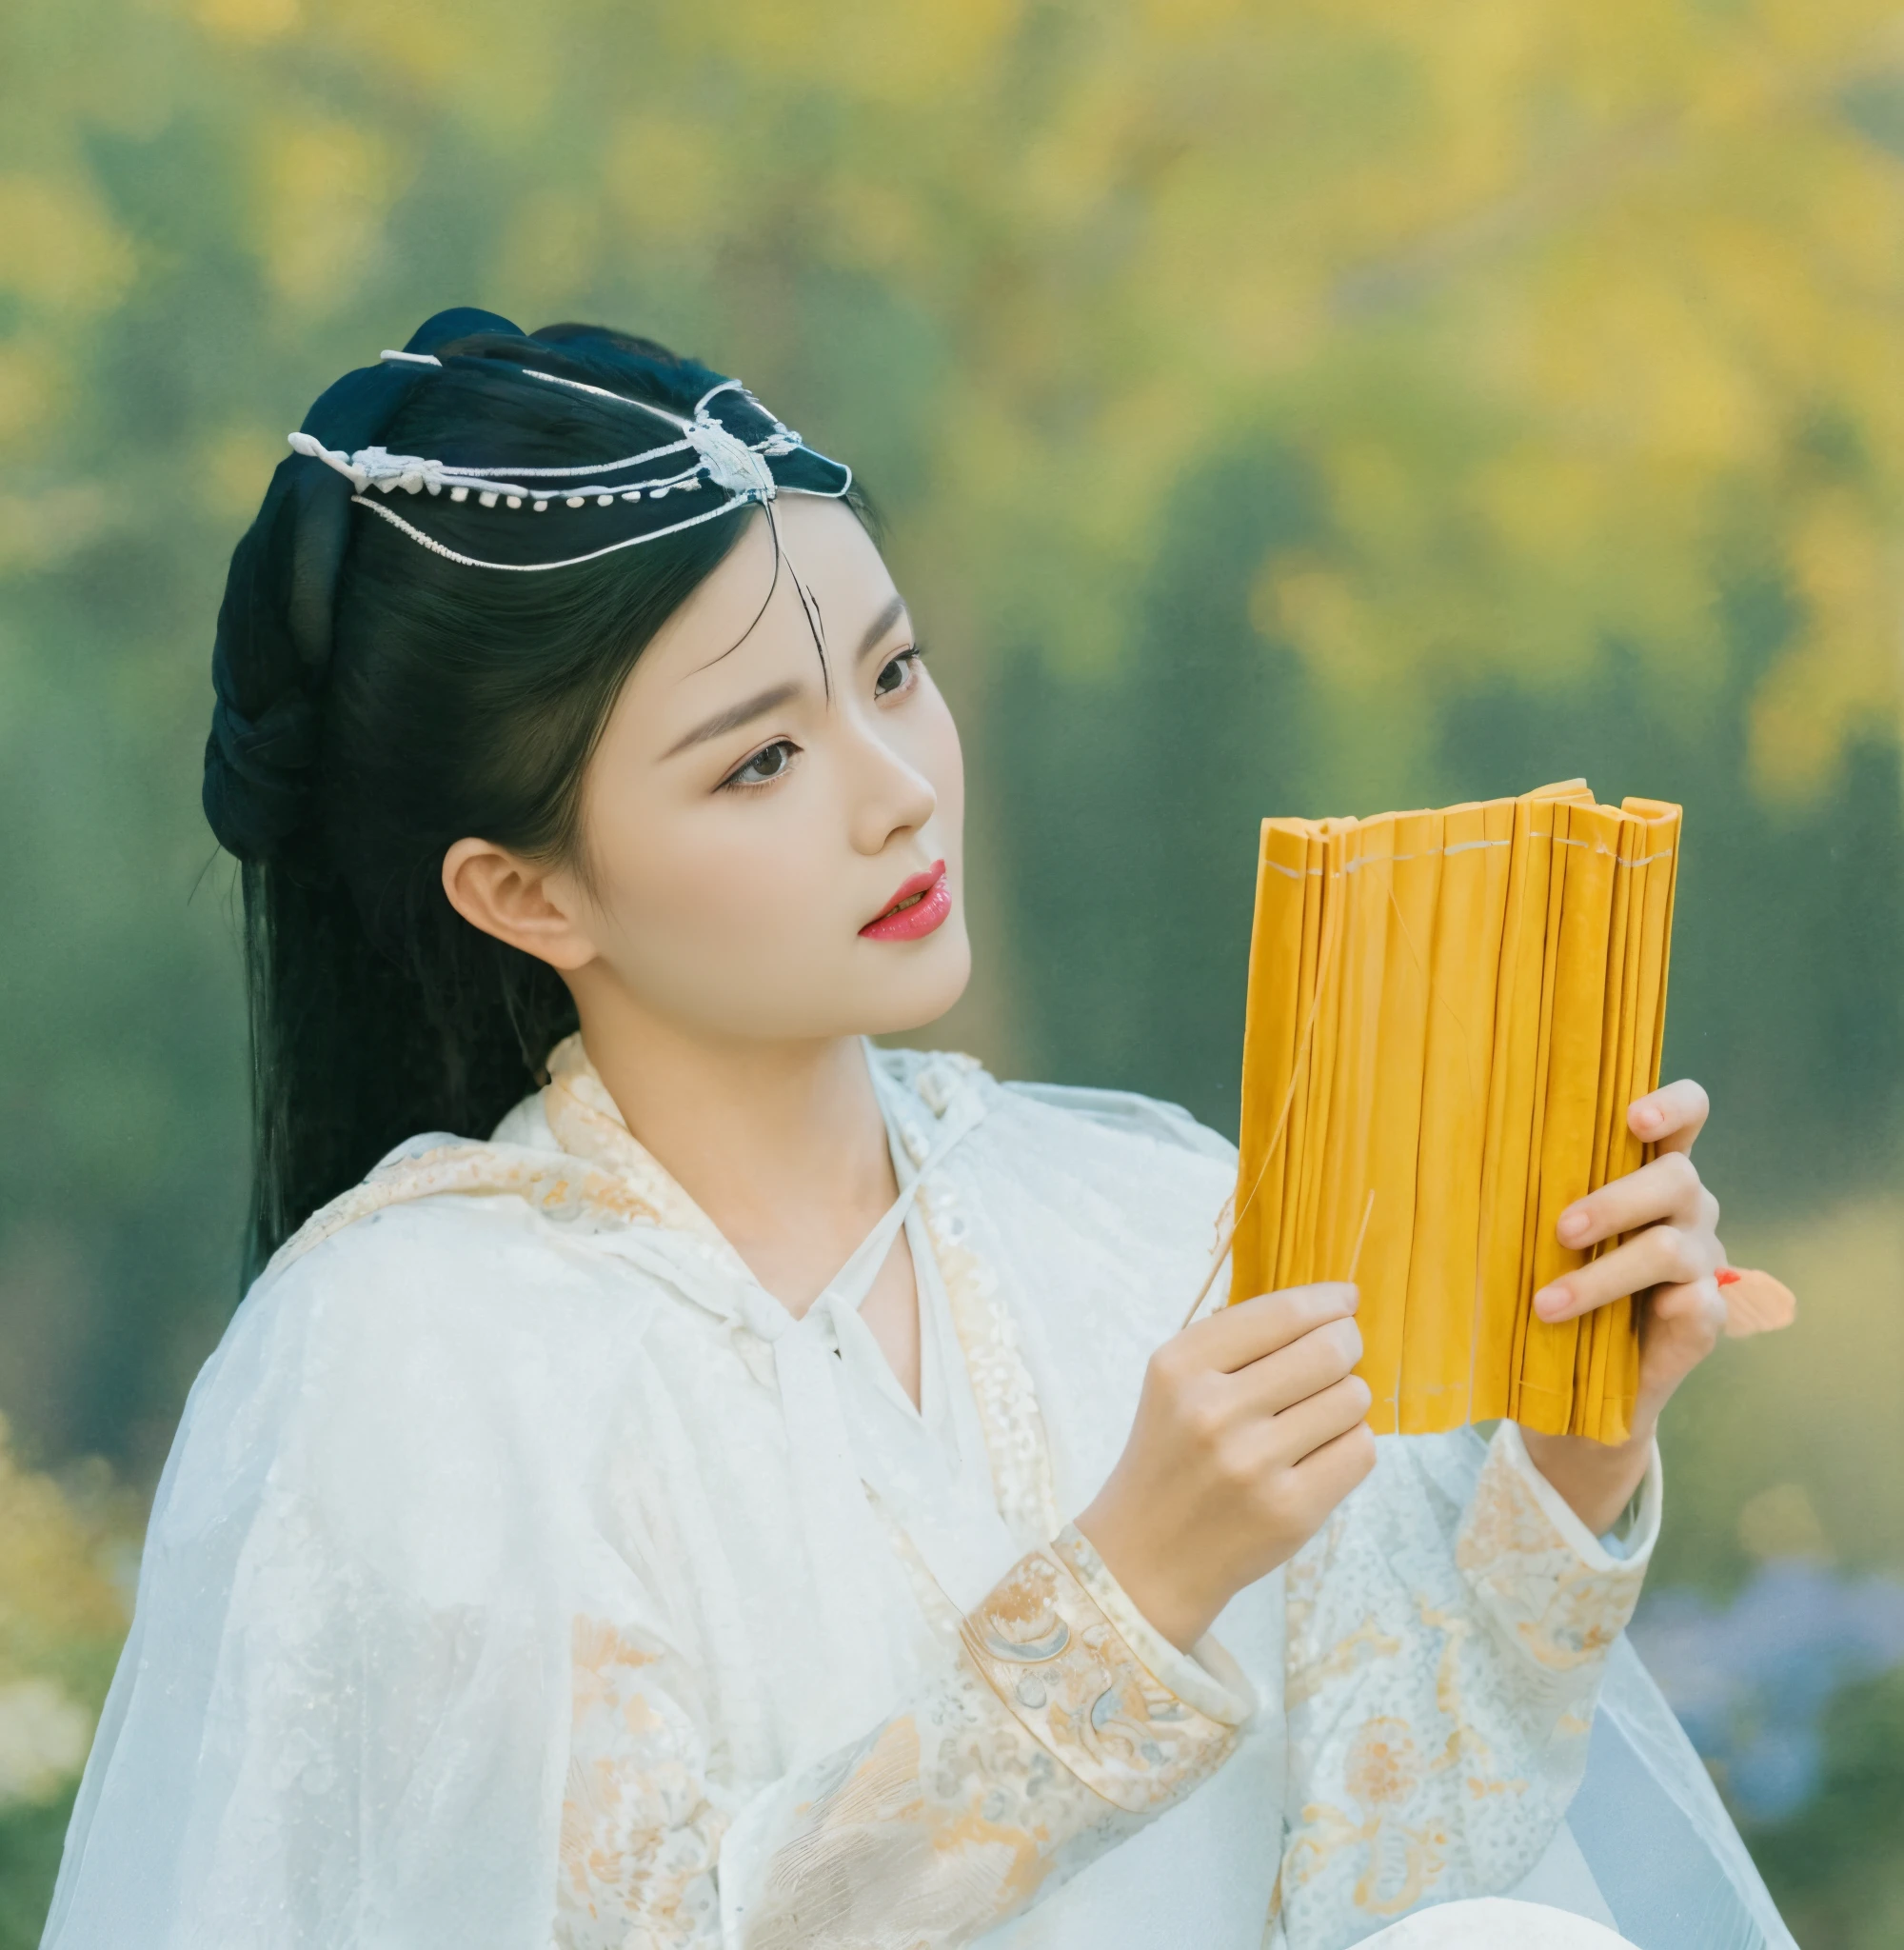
[1225,780,1683,1443]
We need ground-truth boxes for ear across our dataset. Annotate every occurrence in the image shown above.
[441,837,599,972]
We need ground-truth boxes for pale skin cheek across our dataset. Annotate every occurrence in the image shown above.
[584,775,914,1039]
[594,836,824,1005]
[910,692,963,838]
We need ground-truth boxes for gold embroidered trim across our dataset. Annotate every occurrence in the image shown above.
[1455,1435,1649,1670]
[268,1142,671,1275]
[917,1173,1061,1547]
[541,1034,735,1251]
[557,1616,726,1950]
[957,1533,1240,1817]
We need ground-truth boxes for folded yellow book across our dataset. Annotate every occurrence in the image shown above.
[1225,780,1681,1443]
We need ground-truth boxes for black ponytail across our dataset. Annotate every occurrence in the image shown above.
[205,308,860,1279]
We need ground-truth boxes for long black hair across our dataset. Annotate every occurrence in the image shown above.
[203,308,863,1280]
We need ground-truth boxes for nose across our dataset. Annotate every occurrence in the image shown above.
[844,718,937,858]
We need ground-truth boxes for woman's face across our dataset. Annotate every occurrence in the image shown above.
[552,494,969,1045]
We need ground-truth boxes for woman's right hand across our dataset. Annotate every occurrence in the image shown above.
[1074,1283,1377,1651]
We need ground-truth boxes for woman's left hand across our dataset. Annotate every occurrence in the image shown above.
[1518,1078,1726,1532]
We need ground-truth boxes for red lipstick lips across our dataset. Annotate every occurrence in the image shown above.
[860,860,952,942]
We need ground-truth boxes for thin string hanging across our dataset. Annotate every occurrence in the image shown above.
[1180,852,1349,1330]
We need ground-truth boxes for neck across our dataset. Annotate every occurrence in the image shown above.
[571,996,899,1288]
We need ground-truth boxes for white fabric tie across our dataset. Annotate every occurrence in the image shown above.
[729,1091,987,1713]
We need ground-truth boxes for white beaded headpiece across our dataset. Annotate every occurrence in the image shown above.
[287,354,851,573]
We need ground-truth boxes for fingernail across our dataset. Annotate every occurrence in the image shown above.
[1636,1106,1661,1132]
[1558,1210,1590,1244]
[1534,1284,1566,1320]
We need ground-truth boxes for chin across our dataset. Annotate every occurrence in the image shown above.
[847,925,973,1039]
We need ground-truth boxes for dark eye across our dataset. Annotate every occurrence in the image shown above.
[724,738,798,789]
[875,647,921,698]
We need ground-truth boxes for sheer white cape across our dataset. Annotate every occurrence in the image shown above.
[43,1044,1791,1949]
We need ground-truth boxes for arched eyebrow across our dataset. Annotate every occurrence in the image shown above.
[664,593,910,758]
[663,682,801,759]
[856,591,909,663]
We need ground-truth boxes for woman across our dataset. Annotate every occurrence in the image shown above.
[45,310,1787,1949]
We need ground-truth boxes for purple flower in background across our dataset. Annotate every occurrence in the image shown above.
[1630,1562,1904,1821]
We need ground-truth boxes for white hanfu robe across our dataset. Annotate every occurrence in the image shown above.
[43,1040,1790,1950]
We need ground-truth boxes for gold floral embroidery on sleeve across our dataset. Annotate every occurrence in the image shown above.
[1279,1429,1655,1940]
[556,1617,727,1950]
[1284,1716,1450,1921]
[1455,1434,1649,1671]
[733,1533,1244,1949]
[1280,1592,1531,1922]
[562,1537,1245,1950]
[957,1529,1244,1815]
[1285,1514,1403,1711]
[738,1688,1064,1949]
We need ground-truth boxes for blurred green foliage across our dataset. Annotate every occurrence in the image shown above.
[1745,1662,1904,1949]
[993,432,1904,1204]
[2,0,1902,1939]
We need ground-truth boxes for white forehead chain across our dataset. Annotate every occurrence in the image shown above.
[284,363,845,569]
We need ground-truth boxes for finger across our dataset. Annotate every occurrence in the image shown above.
[1536,1224,1719,1322]
[1229,1315,1364,1418]
[1282,1416,1378,1510]
[1180,1283,1359,1376]
[1628,1078,1710,1156]
[1643,1278,1727,1368]
[1651,1275,1728,1337]
[1266,1372,1375,1464]
[1557,1152,1715,1250]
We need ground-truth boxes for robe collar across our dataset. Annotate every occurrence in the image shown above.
[266,1030,991,1323]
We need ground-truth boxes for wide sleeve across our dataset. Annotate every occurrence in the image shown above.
[562,1522,1252,1949]
[41,1207,611,1950]
[1274,1423,1659,1949]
